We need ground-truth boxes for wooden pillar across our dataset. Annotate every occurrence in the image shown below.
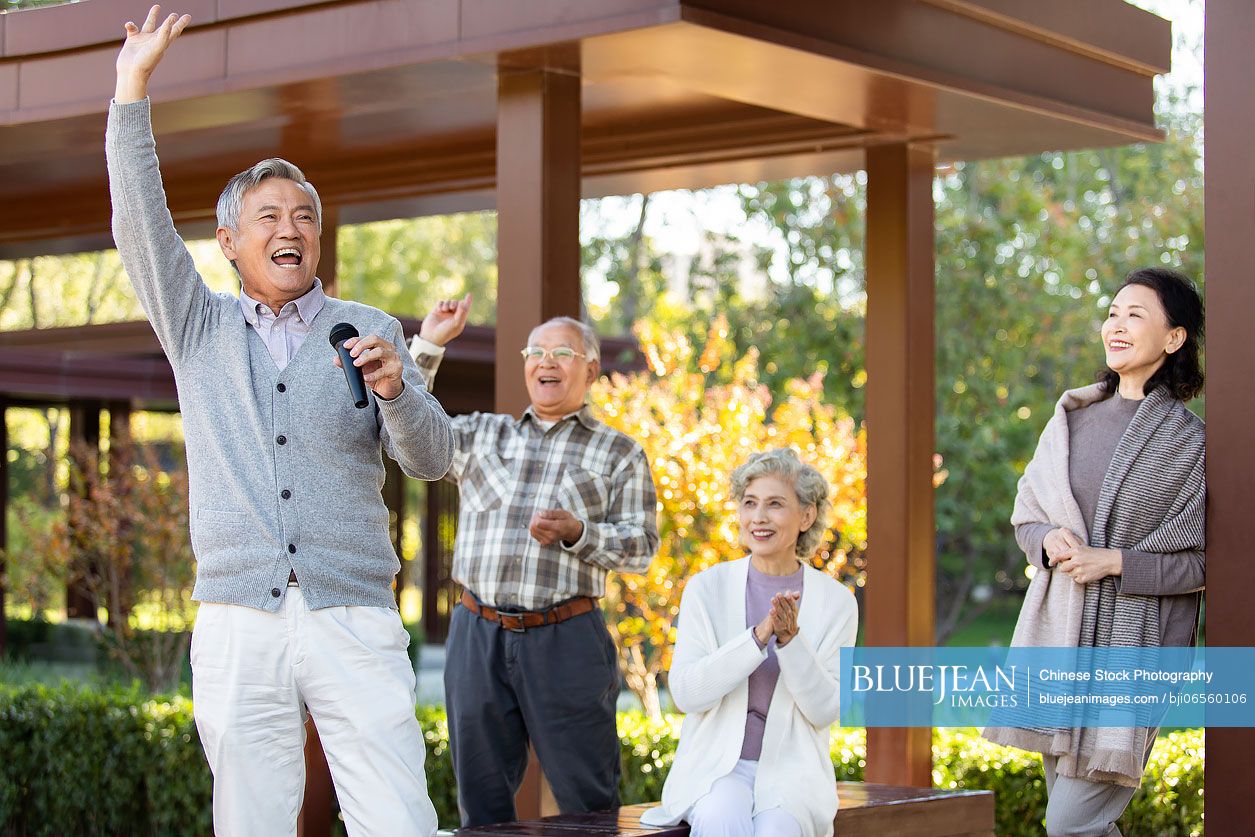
[106,401,134,629]
[863,143,936,787]
[66,400,102,621]
[297,718,335,837]
[495,63,582,417]
[318,205,339,299]
[496,59,582,818]
[298,207,339,837]
[424,477,444,642]
[1204,1,1255,829]
[384,456,407,601]
[1,399,8,656]
[301,201,342,829]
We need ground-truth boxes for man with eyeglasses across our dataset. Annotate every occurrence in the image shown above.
[409,295,660,826]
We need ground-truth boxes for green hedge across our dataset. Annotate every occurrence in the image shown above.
[0,684,209,836]
[929,726,1204,836]
[0,684,1203,835]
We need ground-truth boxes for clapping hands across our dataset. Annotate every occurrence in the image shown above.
[753,591,802,648]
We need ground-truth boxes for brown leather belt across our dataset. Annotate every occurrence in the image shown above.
[460,589,595,632]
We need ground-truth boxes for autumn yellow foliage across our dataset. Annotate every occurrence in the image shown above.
[591,318,867,717]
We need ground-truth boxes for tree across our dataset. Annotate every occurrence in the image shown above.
[4,440,197,692]
[336,214,498,323]
[591,319,867,717]
[4,0,72,9]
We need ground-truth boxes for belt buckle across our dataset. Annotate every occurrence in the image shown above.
[496,608,527,633]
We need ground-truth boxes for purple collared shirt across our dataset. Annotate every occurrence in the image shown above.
[239,278,326,371]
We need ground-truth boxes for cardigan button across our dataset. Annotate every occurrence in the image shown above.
[288,544,296,554]
[276,435,287,445]
[271,587,281,598]
[276,383,286,393]
[280,489,291,500]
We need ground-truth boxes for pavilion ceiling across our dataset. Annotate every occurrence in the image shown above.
[0,0,1168,258]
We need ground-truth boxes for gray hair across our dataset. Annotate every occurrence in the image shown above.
[529,316,600,362]
[216,158,322,232]
[730,448,831,558]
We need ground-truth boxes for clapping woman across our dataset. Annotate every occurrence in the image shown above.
[642,449,858,837]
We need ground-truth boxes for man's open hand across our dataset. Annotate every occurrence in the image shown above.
[116,5,191,104]
[419,294,472,348]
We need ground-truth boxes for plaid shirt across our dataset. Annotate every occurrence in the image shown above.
[412,341,660,610]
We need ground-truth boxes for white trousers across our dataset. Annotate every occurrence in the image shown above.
[191,586,438,837]
[689,759,803,837]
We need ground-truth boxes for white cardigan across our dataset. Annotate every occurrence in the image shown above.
[640,557,858,837]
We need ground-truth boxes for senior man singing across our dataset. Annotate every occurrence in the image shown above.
[410,295,660,826]
[106,8,452,835]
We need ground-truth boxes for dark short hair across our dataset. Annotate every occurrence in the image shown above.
[1098,267,1204,401]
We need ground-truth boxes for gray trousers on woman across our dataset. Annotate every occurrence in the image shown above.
[1041,732,1157,837]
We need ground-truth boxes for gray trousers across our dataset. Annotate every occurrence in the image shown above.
[1041,731,1157,837]
[443,601,621,827]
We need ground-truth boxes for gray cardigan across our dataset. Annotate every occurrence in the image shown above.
[106,99,454,611]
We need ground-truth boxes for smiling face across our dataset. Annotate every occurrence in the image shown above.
[524,322,599,420]
[737,474,817,563]
[1101,283,1185,389]
[216,178,320,312]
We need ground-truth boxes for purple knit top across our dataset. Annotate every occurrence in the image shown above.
[740,561,805,761]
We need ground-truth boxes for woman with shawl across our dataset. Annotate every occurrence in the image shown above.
[985,267,1205,836]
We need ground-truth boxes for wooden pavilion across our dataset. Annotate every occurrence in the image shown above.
[2,0,1251,831]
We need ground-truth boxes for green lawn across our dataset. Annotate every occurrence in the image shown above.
[942,597,1021,646]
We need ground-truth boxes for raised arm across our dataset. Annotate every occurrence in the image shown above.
[404,294,484,481]
[108,7,218,366]
[408,294,472,389]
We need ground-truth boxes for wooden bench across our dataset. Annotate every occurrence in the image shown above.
[454,783,995,835]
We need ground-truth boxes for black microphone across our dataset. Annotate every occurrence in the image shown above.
[329,322,369,409]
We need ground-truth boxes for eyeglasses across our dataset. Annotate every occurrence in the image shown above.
[520,346,593,363]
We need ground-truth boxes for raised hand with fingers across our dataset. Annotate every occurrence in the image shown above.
[115,5,192,104]
[419,293,472,347]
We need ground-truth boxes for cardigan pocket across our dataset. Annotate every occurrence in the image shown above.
[191,508,248,544]
[196,508,247,524]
